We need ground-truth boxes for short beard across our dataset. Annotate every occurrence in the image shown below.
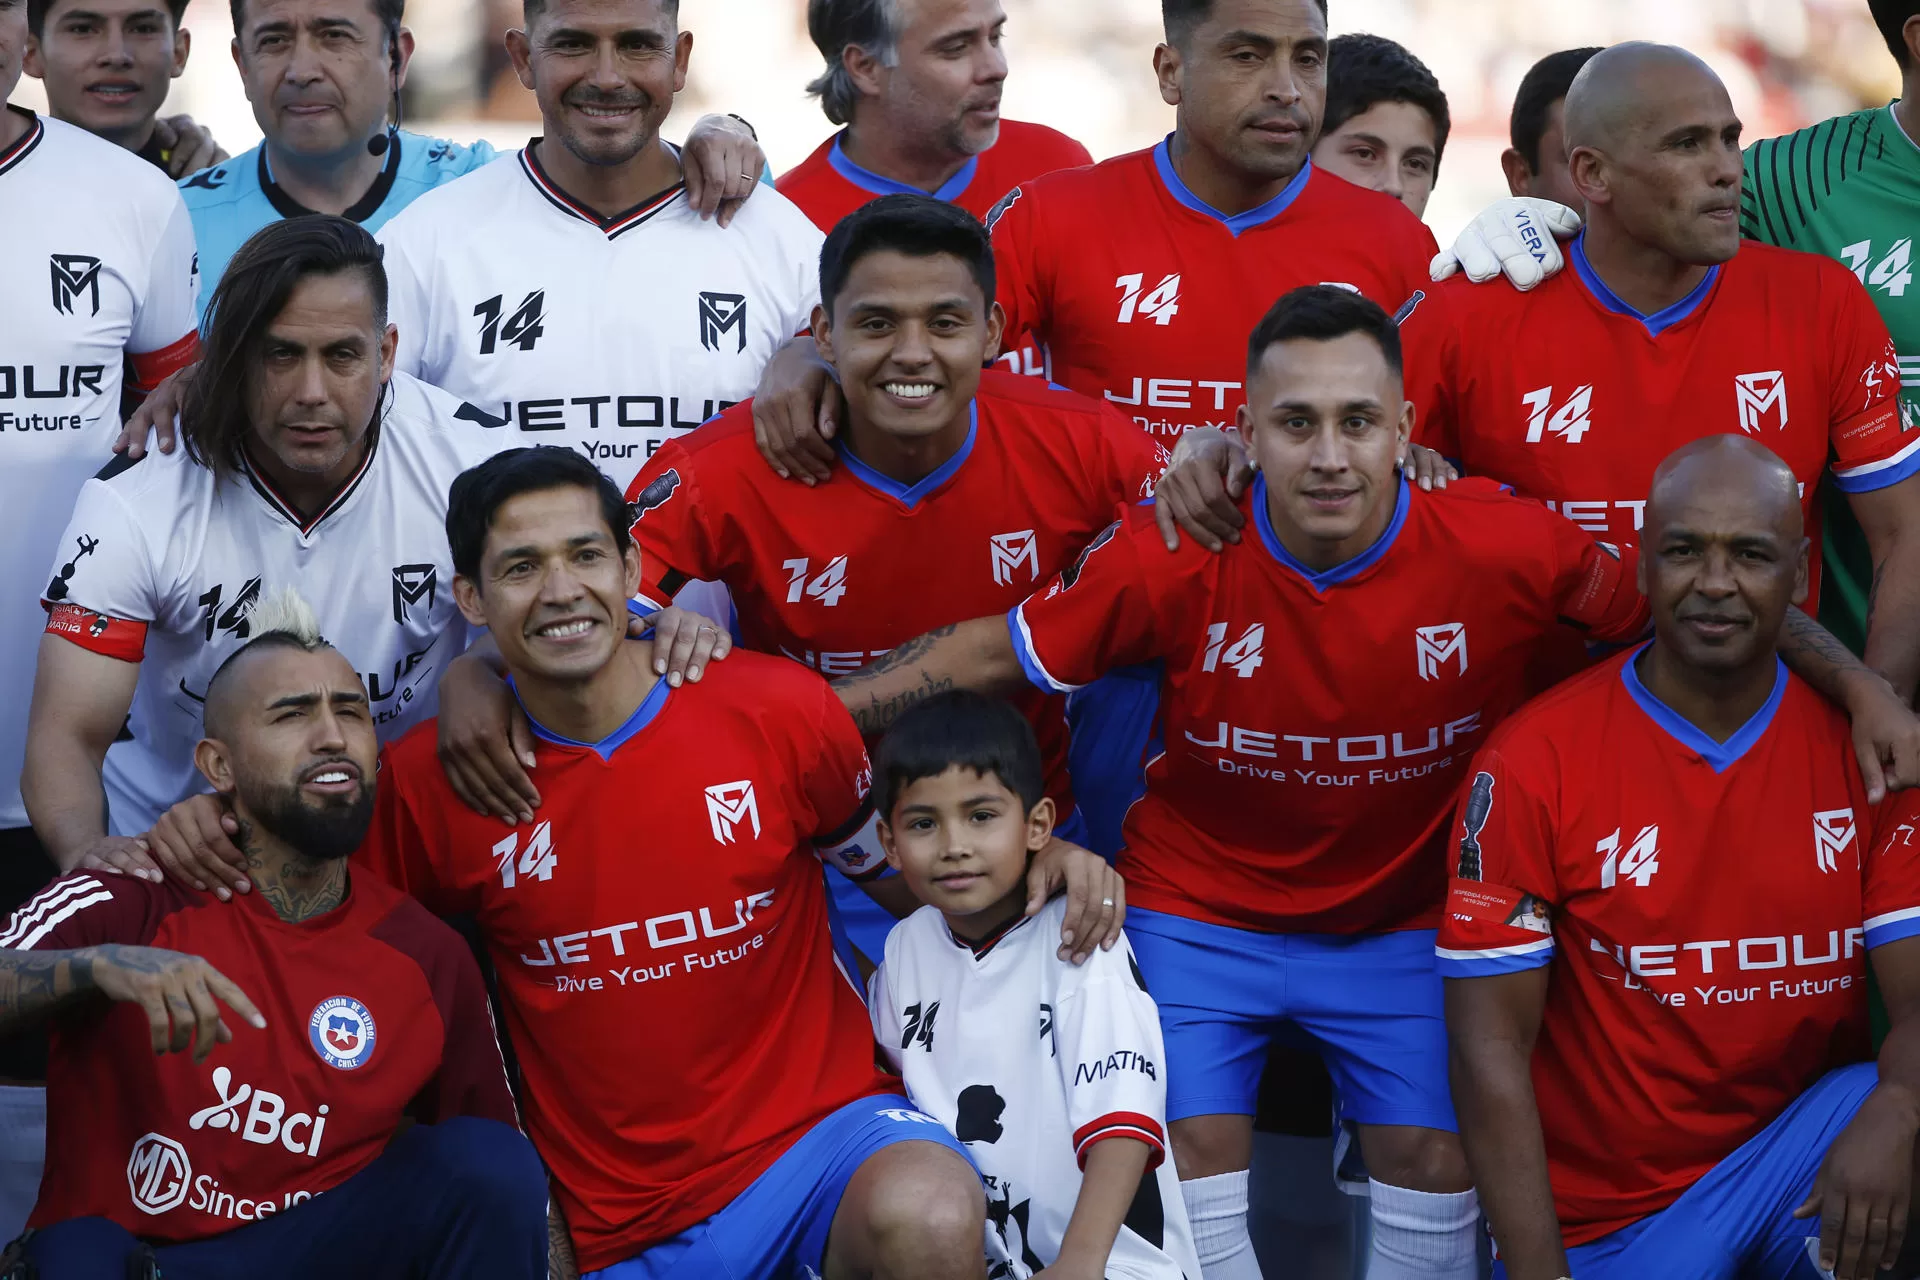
[239,773,375,862]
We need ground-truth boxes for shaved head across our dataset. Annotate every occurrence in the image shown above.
[1562,42,1719,153]
[1647,434,1803,544]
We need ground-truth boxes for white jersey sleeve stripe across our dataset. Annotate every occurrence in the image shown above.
[1008,605,1082,694]
[2,888,117,950]
[1833,433,1920,492]
[0,877,109,948]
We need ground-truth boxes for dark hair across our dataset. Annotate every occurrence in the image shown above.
[1323,33,1450,168]
[1871,1,1920,67]
[1246,284,1402,379]
[806,0,898,125]
[182,216,388,479]
[1509,46,1601,173]
[446,447,631,583]
[524,0,675,24]
[29,0,189,37]
[873,691,1044,820]
[819,194,995,317]
[1164,0,1325,45]
[231,0,400,44]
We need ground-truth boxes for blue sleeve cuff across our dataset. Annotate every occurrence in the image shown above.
[1007,606,1080,694]
[1866,907,1920,950]
[1832,437,1920,494]
[1436,941,1555,979]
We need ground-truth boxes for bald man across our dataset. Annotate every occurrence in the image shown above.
[1399,43,1920,705]
[1441,433,1920,1280]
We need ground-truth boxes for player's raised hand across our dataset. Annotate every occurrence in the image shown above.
[145,793,252,900]
[1794,1085,1918,1279]
[153,114,229,180]
[1026,838,1124,965]
[436,651,541,826]
[82,944,265,1062]
[638,605,732,687]
[751,338,842,485]
[1430,198,1583,291]
[1403,443,1458,492]
[115,361,198,460]
[681,113,764,230]
[72,834,164,884]
[1155,427,1253,553]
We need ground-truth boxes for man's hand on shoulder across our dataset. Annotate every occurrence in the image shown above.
[69,834,163,884]
[682,113,765,230]
[637,605,732,688]
[1026,837,1124,964]
[152,114,229,180]
[752,338,843,485]
[1430,198,1583,291]
[146,794,252,900]
[115,361,197,460]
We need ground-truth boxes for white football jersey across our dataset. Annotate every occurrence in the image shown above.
[0,108,199,827]
[39,373,493,833]
[871,899,1200,1280]
[376,143,824,493]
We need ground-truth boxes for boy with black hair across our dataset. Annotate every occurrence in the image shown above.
[24,0,226,176]
[1311,33,1449,219]
[868,691,1200,1280]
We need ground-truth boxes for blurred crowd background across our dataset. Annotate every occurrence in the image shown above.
[4,0,1904,242]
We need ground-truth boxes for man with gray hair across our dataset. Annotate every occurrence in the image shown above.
[778,0,1089,372]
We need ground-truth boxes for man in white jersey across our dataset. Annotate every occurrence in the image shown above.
[0,0,200,1236]
[22,218,491,892]
[374,0,823,495]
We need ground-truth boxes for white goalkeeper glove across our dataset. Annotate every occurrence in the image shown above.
[1429,198,1584,291]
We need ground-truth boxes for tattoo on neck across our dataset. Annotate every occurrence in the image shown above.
[236,818,348,924]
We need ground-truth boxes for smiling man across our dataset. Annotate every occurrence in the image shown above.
[826,286,1667,1279]
[22,216,493,885]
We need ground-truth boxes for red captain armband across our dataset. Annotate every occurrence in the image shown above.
[127,331,199,395]
[1445,877,1553,933]
[44,603,147,662]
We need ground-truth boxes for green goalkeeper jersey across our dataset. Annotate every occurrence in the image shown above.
[1744,103,1920,655]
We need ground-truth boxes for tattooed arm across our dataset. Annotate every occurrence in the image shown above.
[0,944,262,1062]
[1780,606,1920,803]
[832,617,1029,737]
[1850,477,1920,702]
[548,1195,580,1280]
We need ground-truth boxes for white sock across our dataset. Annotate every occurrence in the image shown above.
[1181,1170,1264,1280]
[1365,1179,1480,1279]
[0,1085,45,1245]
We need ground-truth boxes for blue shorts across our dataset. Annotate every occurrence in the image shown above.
[1064,662,1163,860]
[588,1095,973,1280]
[1495,1064,1878,1280]
[1125,909,1455,1131]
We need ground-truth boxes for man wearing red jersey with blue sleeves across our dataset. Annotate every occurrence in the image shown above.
[828,286,1667,1280]
[0,592,542,1278]
[361,448,992,1280]
[1444,435,1920,1280]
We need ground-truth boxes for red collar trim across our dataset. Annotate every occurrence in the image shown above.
[949,911,1032,960]
[518,143,684,239]
[0,109,47,179]
[240,426,380,536]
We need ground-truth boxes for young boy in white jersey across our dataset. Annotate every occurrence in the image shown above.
[867,692,1200,1280]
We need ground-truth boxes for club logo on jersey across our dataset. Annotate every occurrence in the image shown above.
[307,996,377,1070]
[1735,371,1789,433]
[983,187,1023,234]
[126,1133,192,1215]
[188,1066,329,1158]
[1814,808,1858,873]
[705,780,761,844]
[1057,522,1118,593]
[182,165,226,189]
[474,290,547,354]
[1457,771,1495,880]
[1114,273,1181,326]
[391,564,437,625]
[50,254,103,317]
[1202,622,1264,677]
[43,533,98,602]
[628,469,681,524]
[699,292,748,353]
[1415,623,1469,680]
[1521,385,1593,444]
[989,530,1039,586]
[1598,825,1661,889]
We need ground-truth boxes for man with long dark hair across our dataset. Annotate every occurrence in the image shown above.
[22,215,491,896]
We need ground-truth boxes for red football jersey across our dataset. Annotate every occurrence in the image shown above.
[1403,234,1916,603]
[986,143,1438,440]
[1008,476,1649,935]
[1436,650,1920,1245]
[360,651,898,1271]
[625,370,1171,816]
[778,120,1091,379]
[12,870,514,1242]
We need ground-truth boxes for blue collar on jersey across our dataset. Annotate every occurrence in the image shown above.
[1250,470,1410,592]
[829,132,979,203]
[1568,232,1720,338]
[1152,136,1313,237]
[837,400,979,508]
[1620,642,1788,772]
[514,671,672,762]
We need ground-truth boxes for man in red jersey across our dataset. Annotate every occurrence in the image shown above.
[1406,43,1920,699]
[824,287,1670,1280]
[1443,435,1920,1280]
[625,194,1170,959]
[362,448,990,1280]
[0,592,542,1278]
